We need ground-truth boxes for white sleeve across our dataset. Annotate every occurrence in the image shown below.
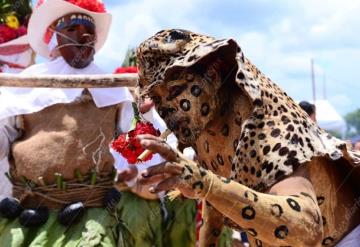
[117,100,135,134]
[0,117,20,159]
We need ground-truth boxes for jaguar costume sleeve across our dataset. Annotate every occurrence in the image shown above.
[140,144,322,246]
[136,29,360,247]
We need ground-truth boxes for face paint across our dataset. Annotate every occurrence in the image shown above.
[52,13,96,68]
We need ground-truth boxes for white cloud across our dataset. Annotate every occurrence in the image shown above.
[97,0,206,70]
[95,0,360,115]
[329,94,352,111]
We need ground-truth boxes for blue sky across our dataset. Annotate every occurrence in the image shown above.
[32,0,360,116]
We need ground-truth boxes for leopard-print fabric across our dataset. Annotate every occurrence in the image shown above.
[137,29,360,189]
[136,29,360,246]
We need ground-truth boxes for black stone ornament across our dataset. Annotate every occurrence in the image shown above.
[0,197,23,219]
[19,207,49,227]
[58,202,85,226]
[103,188,122,210]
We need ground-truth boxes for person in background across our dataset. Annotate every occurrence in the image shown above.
[0,0,33,200]
[299,100,316,122]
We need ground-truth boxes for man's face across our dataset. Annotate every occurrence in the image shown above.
[148,61,223,145]
[54,13,96,68]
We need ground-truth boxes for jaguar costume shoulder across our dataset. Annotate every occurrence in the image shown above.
[136,29,360,246]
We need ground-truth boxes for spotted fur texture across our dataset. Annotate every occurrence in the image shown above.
[137,29,360,246]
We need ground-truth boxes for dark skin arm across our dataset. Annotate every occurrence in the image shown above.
[137,134,323,246]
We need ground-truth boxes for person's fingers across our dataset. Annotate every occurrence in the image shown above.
[139,98,154,114]
[138,173,173,185]
[137,135,178,161]
[117,167,138,182]
[142,162,182,177]
[149,176,181,193]
[137,134,166,142]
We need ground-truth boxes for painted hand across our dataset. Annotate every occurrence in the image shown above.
[137,134,214,199]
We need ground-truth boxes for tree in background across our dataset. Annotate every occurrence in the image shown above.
[345,109,360,137]
[0,0,32,44]
[0,0,32,24]
[122,48,136,67]
[114,48,137,74]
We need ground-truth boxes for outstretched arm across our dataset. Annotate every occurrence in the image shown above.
[138,134,323,246]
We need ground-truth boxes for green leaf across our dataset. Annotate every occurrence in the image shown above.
[129,102,141,130]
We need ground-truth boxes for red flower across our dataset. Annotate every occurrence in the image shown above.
[16,26,27,36]
[112,121,160,164]
[114,66,138,74]
[0,25,18,44]
[68,0,106,13]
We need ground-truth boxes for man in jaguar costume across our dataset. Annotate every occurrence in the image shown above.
[136,29,360,246]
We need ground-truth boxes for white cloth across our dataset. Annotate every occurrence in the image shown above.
[0,65,23,74]
[336,224,360,247]
[0,158,12,200]
[48,34,58,58]
[0,48,33,68]
[0,49,31,199]
[0,57,133,120]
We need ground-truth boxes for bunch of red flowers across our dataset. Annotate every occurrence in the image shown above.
[0,25,22,44]
[111,104,160,164]
[114,66,138,74]
[0,24,27,44]
[67,0,106,13]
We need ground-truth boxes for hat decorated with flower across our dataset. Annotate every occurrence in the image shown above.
[28,0,112,58]
[0,0,32,49]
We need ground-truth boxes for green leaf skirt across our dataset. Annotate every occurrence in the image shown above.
[0,192,232,247]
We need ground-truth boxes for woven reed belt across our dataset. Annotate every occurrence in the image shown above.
[12,174,115,209]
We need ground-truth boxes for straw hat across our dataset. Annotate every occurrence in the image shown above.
[27,0,112,58]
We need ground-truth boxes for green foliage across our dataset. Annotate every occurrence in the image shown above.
[345,108,360,137]
[0,0,32,24]
[121,48,137,67]
[327,130,341,139]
